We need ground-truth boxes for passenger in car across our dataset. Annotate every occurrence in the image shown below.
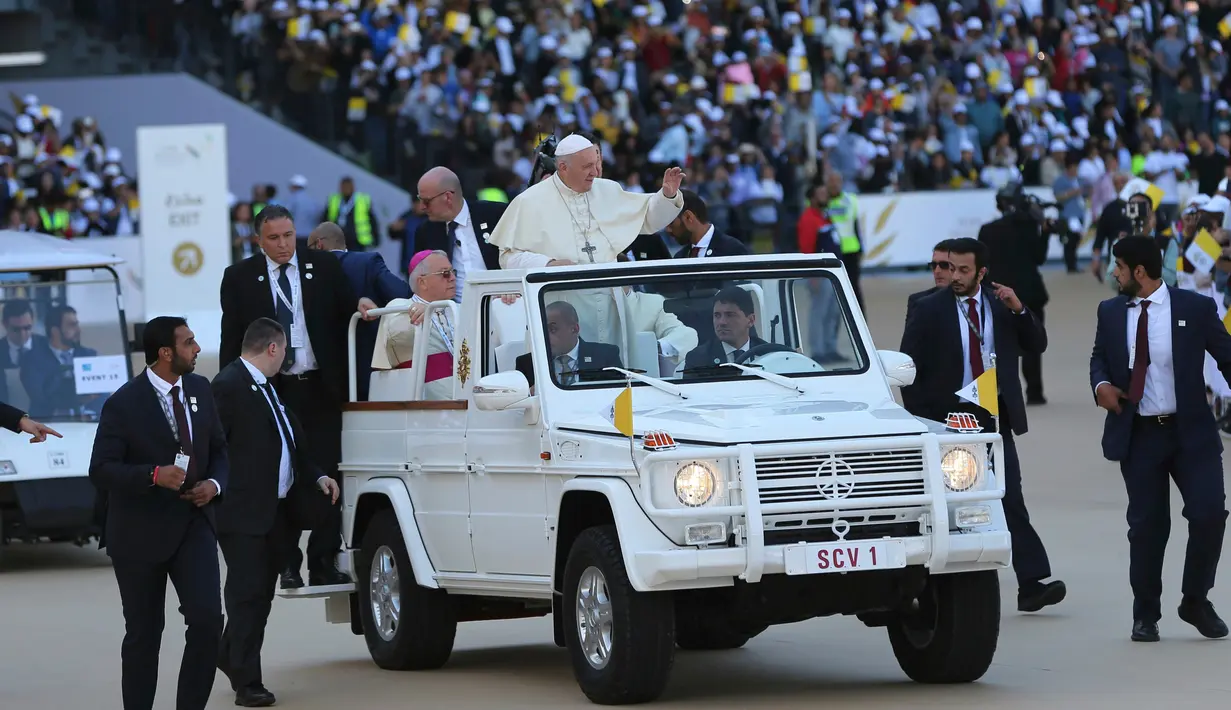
[682,287,767,373]
[371,250,458,400]
[515,300,622,390]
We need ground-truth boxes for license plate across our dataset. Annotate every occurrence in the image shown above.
[783,539,908,576]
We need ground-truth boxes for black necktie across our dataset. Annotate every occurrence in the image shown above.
[448,221,460,252]
[168,385,197,484]
[262,382,298,481]
[276,263,296,373]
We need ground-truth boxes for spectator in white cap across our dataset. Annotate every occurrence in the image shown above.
[281,174,320,236]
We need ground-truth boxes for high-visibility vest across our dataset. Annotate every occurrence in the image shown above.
[827,192,861,254]
[327,192,373,246]
[252,202,266,216]
[477,187,508,203]
[39,206,70,236]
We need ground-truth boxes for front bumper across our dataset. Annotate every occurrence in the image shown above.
[631,434,1009,590]
[631,530,1012,590]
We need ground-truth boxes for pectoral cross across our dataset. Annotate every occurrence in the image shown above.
[581,240,597,263]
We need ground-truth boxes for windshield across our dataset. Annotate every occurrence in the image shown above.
[1,273,131,423]
[536,268,866,390]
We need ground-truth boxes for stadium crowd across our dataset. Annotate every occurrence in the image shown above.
[35,1,1231,249]
[1,96,139,238]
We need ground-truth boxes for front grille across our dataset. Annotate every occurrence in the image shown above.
[754,448,926,505]
[764,521,919,546]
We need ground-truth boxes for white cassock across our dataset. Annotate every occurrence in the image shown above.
[489,166,687,370]
[371,296,457,400]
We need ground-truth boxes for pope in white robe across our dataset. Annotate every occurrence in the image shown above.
[490,133,693,373]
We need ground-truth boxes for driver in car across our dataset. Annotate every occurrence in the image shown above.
[682,287,766,371]
[517,300,622,390]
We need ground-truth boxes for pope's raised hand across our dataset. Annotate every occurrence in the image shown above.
[662,167,685,198]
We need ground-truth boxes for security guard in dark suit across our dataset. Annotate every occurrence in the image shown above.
[977,182,1052,404]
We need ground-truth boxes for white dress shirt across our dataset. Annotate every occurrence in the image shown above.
[721,337,751,362]
[955,287,996,387]
[145,368,220,494]
[265,253,319,374]
[241,358,295,499]
[7,337,31,365]
[688,225,716,257]
[1127,286,1176,416]
[450,200,487,302]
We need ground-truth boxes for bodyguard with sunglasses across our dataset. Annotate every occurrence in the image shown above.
[905,239,956,325]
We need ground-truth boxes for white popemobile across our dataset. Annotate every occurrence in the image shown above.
[283,253,1012,705]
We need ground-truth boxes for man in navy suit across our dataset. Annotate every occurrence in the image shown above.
[0,399,60,442]
[900,237,1066,614]
[683,286,768,373]
[89,316,230,710]
[666,189,750,259]
[1090,236,1231,642]
[515,301,622,389]
[308,222,410,401]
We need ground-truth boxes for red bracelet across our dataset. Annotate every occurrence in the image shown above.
[153,466,160,486]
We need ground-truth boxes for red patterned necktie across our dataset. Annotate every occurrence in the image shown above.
[966,297,984,379]
[1127,301,1151,404]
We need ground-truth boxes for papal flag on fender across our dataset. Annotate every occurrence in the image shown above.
[955,368,999,417]
[606,385,634,438]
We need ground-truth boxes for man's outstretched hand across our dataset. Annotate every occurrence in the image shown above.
[18,416,61,444]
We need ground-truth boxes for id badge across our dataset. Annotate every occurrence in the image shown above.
[981,351,993,373]
[174,452,191,471]
[290,321,305,349]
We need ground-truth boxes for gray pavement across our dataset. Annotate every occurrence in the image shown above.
[2,268,1229,709]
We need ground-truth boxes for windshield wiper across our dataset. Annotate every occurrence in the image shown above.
[719,362,805,394]
[603,366,689,399]
[680,363,763,377]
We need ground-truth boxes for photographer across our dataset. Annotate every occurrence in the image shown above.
[977,181,1052,405]
[1106,181,1180,290]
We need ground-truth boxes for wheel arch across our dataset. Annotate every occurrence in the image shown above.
[552,478,676,595]
[352,477,439,589]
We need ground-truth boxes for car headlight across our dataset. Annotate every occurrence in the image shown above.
[940,447,980,491]
[674,462,717,507]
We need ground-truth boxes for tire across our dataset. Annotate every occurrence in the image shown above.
[675,603,764,651]
[356,509,457,670]
[887,570,1001,684]
[563,525,675,705]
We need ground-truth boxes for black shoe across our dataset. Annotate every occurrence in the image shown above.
[1131,620,1160,642]
[1018,579,1067,612]
[279,569,304,590]
[235,684,276,707]
[1026,395,1048,406]
[308,564,350,586]
[1178,598,1230,639]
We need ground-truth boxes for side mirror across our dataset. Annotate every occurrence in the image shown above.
[878,349,916,388]
[473,371,533,411]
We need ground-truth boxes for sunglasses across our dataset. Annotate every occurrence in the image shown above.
[928,260,953,271]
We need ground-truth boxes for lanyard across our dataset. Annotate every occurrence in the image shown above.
[272,265,300,315]
[956,293,991,351]
[414,297,454,354]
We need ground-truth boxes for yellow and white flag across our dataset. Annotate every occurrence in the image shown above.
[1184,228,1222,274]
[1220,12,1231,39]
[609,385,634,437]
[955,368,999,417]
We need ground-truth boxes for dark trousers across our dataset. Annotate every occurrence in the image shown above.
[1120,416,1228,622]
[218,502,291,691]
[274,372,343,575]
[1000,429,1053,586]
[1020,305,1045,400]
[110,514,222,710]
[840,252,863,312]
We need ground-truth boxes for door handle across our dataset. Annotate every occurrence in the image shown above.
[470,462,487,476]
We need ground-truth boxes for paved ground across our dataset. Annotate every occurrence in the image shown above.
[3,267,1230,709]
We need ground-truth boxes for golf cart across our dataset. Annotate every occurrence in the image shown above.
[0,231,134,561]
